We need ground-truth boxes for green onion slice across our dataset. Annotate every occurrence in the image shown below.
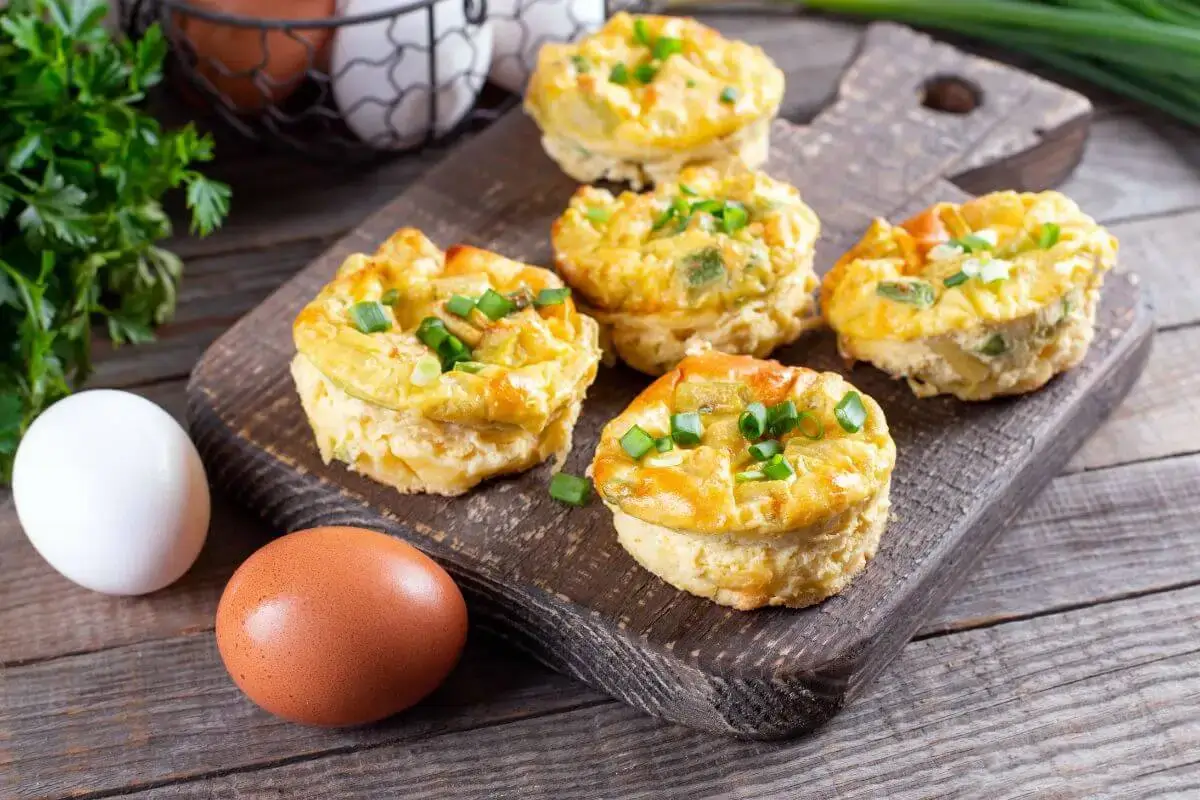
[453,361,486,374]
[477,288,515,320]
[670,411,704,446]
[446,294,475,317]
[762,453,795,481]
[585,207,611,224]
[679,184,697,196]
[348,301,391,334]
[417,316,449,349]
[653,36,682,60]
[549,472,591,506]
[684,247,726,288]
[410,354,442,386]
[610,63,629,85]
[978,334,1008,356]
[767,400,799,437]
[738,402,767,440]
[835,391,867,433]
[634,63,658,84]
[876,280,935,308]
[620,425,656,460]
[651,204,676,231]
[748,439,782,461]
[381,289,400,305]
[735,469,765,483]
[534,287,571,307]
[720,201,749,234]
[1038,222,1061,249]
[571,54,590,73]
[654,436,674,453]
[719,86,738,104]
[943,271,970,288]
[633,17,651,46]
[953,233,994,253]
[795,410,824,441]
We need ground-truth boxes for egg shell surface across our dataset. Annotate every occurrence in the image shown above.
[488,0,604,94]
[12,390,211,596]
[215,526,469,727]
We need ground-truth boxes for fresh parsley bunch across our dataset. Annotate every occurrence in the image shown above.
[0,0,230,481]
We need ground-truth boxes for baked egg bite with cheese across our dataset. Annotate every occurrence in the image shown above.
[524,13,785,188]
[552,165,821,376]
[591,351,895,610]
[822,191,1118,401]
[291,229,602,496]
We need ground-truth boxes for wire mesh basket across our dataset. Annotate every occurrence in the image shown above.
[120,0,638,162]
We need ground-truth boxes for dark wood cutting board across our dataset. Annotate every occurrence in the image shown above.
[187,23,1153,739]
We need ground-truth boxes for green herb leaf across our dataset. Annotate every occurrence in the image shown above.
[835,391,867,434]
[653,36,683,60]
[1038,222,1061,249]
[634,63,658,84]
[185,175,232,236]
[633,17,652,46]
[610,62,629,85]
[876,280,935,308]
[684,247,726,288]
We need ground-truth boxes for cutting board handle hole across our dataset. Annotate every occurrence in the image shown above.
[922,75,983,114]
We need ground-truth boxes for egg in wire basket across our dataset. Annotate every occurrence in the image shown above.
[524,13,785,188]
[291,229,602,496]
[552,165,821,376]
[821,191,1118,401]
[591,351,896,611]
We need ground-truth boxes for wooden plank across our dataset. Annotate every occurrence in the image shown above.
[0,634,601,800]
[189,24,1130,738]
[1109,209,1200,331]
[102,584,1200,800]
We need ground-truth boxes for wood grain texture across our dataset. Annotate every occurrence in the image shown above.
[108,584,1200,800]
[184,24,1154,740]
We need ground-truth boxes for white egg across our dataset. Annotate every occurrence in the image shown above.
[333,0,493,149]
[488,0,605,94]
[12,390,211,596]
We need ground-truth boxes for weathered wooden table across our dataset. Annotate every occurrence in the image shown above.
[3,13,1199,799]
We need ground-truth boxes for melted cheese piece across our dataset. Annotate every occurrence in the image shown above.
[525,13,784,155]
[293,229,600,434]
[591,352,895,536]
[822,191,1117,341]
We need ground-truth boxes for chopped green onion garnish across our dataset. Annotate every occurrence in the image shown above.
[634,63,658,84]
[719,86,738,104]
[446,294,475,317]
[454,361,486,374]
[684,247,726,287]
[738,402,767,440]
[410,354,442,386]
[670,411,703,446]
[477,288,515,320]
[633,17,651,46]
[795,411,824,441]
[1038,222,1061,249]
[349,301,391,334]
[418,316,473,369]
[610,63,629,85]
[748,439,782,461]
[571,54,590,73]
[655,436,674,453]
[978,334,1008,356]
[735,469,765,483]
[952,233,993,254]
[620,425,656,460]
[417,316,449,349]
[585,207,611,224]
[437,334,471,369]
[381,289,400,305]
[685,78,696,88]
[679,184,697,196]
[534,287,571,307]
[835,391,867,433]
[720,201,748,234]
[549,472,591,506]
[652,205,676,231]
[653,36,682,60]
[876,280,935,308]
[762,454,795,481]
[767,400,798,437]
[943,271,970,288]
[979,260,1012,284]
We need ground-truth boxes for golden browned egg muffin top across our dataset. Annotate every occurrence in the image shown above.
[552,165,820,316]
[592,352,895,536]
[293,229,597,434]
[525,13,784,153]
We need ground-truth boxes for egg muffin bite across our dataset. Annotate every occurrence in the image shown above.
[552,165,821,376]
[822,191,1118,401]
[591,351,895,610]
[524,13,784,188]
[291,229,602,496]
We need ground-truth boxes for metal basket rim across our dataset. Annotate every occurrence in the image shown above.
[159,0,451,29]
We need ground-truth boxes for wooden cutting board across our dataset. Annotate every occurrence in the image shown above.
[187,24,1152,739]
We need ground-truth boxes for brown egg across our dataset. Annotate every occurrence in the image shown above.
[215,526,468,726]
[174,0,336,112]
